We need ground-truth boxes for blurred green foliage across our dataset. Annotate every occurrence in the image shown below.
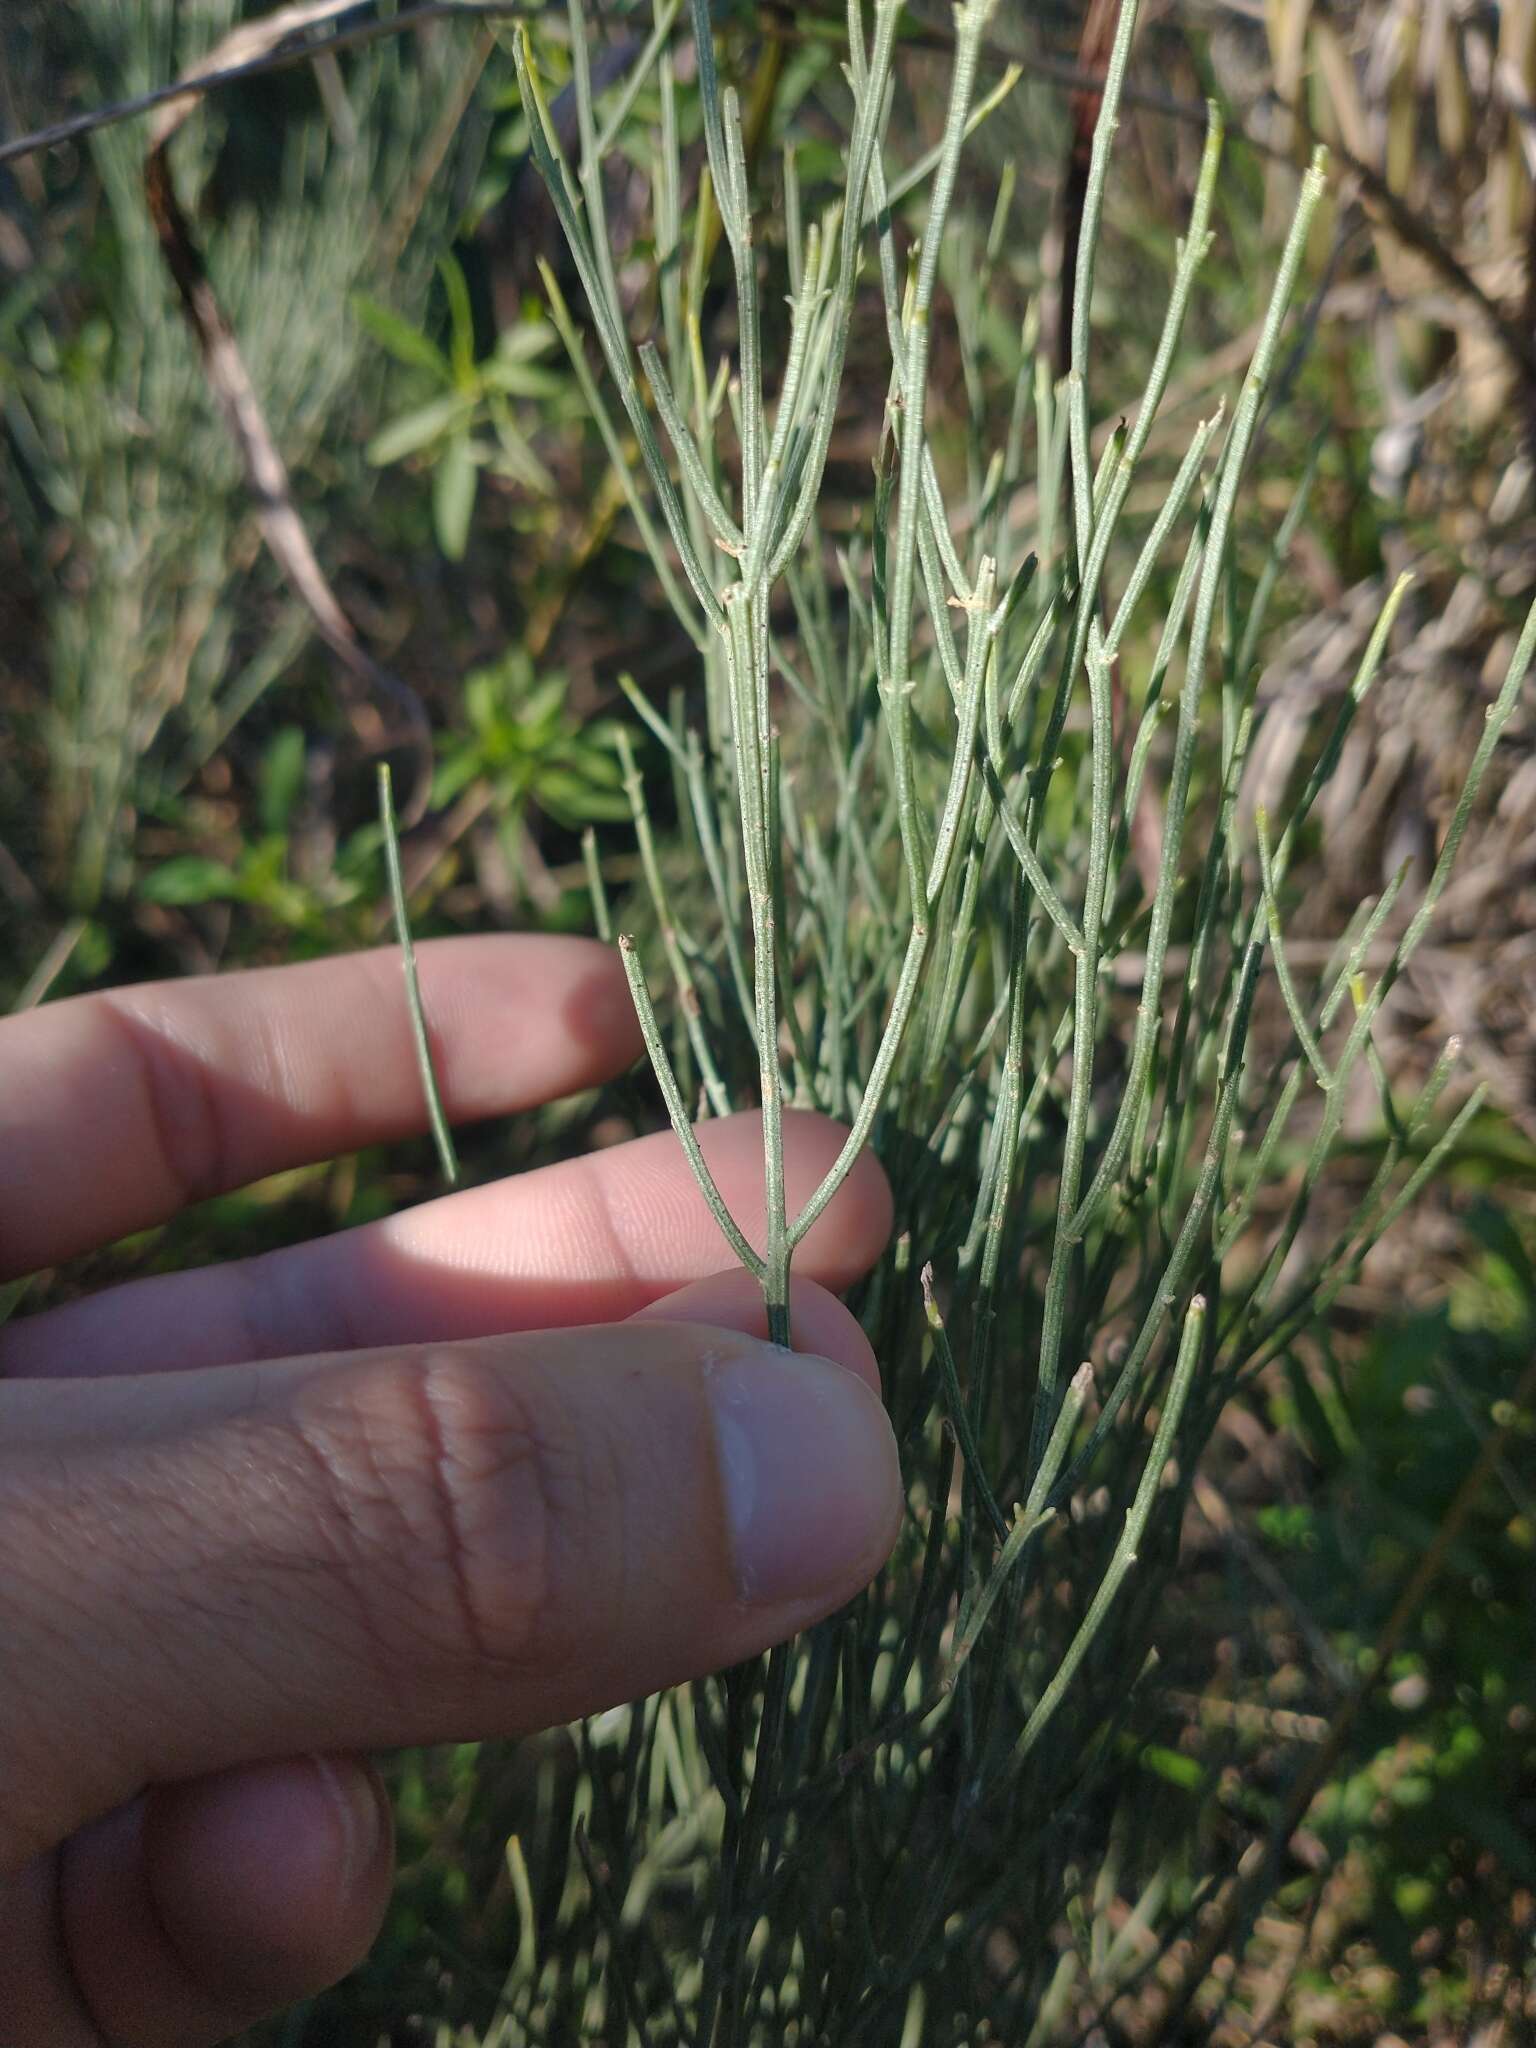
[1266,1203,1536,2025]
[433,649,628,828]
[138,727,386,939]
[0,0,471,913]
[358,257,571,560]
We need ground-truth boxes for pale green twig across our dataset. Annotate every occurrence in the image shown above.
[378,762,459,1186]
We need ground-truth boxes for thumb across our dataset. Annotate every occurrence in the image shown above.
[1,1312,901,1872]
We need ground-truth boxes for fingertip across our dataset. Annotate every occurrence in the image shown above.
[59,1756,395,2044]
[540,932,645,1072]
[144,1754,394,2005]
[629,1269,882,1392]
[705,1344,903,1609]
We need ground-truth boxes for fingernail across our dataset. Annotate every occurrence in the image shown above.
[308,1754,387,1890]
[706,1348,901,1607]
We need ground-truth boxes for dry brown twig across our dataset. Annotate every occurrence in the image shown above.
[0,1,534,169]
[142,0,436,813]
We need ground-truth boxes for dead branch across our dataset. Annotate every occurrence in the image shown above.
[0,2,534,168]
[142,2,434,811]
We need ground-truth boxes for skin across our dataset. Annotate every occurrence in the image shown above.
[0,936,901,2047]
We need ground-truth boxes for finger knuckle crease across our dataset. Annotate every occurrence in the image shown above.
[306,1351,561,1678]
[101,996,228,1208]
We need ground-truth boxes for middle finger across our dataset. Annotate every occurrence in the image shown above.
[1,1110,892,1380]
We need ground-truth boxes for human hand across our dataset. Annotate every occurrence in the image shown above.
[0,936,900,2046]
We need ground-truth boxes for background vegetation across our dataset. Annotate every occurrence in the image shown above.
[2,2,1534,2042]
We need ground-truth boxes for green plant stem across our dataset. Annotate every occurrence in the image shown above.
[617,936,763,1279]
[378,762,459,1186]
[1015,1297,1206,1766]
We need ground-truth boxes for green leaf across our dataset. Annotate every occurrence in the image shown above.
[366,393,472,467]
[485,416,556,494]
[463,668,501,731]
[431,751,484,807]
[495,318,557,362]
[352,295,451,382]
[568,746,623,788]
[480,358,567,400]
[440,253,478,391]
[535,771,631,824]
[242,836,288,894]
[258,727,307,837]
[433,433,479,561]
[140,857,241,906]
[520,673,569,724]
[1136,1744,1205,1793]
[75,919,113,980]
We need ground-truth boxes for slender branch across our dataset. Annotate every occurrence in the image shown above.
[1015,1296,1206,1767]
[617,937,765,1279]
[378,764,460,1185]
[0,2,539,168]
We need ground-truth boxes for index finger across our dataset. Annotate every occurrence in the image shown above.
[0,936,641,1279]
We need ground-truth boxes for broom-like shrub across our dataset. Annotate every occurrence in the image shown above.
[390,1,1536,2037]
